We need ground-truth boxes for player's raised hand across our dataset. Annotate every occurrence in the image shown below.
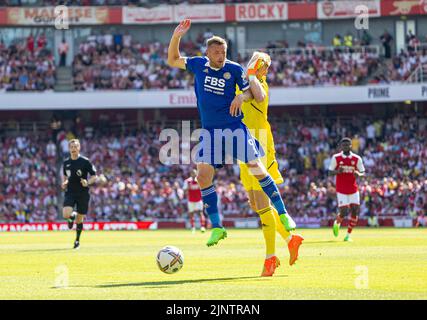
[230,94,244,117]
[173,19,191,38]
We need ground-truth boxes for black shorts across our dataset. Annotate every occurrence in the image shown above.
[63,193,90,215]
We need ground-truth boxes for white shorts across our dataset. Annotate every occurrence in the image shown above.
[188,201,203,213]
[417,216,427,226]
[337,192,360,208]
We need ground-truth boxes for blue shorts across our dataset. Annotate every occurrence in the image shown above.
[195,121,264,168]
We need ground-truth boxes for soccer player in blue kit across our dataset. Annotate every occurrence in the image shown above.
[167,19,296,246]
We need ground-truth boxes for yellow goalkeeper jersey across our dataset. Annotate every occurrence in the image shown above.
[237,77,275,152]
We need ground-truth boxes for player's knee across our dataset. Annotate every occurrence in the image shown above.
[248,199,257,212]
[246,161,267,179]
[62,208,71,219]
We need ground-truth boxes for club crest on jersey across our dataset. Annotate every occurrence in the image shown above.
[203,68,209,73]
[223,72,231,80]
[76,169,82,177]
[351,161,355,165]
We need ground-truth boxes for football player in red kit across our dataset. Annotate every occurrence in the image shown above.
[183,169,207,233]
[329,138,366,241]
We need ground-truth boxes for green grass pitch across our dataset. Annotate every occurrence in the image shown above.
[1,228,426,300]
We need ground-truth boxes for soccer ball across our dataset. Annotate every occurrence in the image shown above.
[156,246,184,274]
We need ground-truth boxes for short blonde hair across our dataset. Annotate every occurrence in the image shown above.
[69,139,80,146]
[206,36,227,48]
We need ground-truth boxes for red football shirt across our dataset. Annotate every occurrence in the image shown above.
[183,177,202,202]
[329,151,365,195]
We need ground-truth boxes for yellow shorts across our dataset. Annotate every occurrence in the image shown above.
[239,149,284,192]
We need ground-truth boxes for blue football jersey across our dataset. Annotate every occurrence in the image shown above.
[185,56,249,129]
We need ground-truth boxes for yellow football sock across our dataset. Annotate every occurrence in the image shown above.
[272,207,292,242]
[257,207,276,256]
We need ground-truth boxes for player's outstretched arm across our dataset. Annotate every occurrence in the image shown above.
[167,19,191,70]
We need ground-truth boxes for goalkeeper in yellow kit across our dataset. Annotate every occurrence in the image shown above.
[239,52,304,277]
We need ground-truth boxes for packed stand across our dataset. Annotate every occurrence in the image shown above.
[0,34,56,92]
[238,38,380,87]
[0,136,58,223]
[1,111,426,223]
[73,32,381,91]
[272,114,427,221]
[72,32,208,91]
[370,32,427,84]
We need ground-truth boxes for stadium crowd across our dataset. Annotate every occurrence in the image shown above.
[0,36,56,92]
[0,136,58,222]
[370,33,427,84]
[72,33,203,91]
[72,32,384,91]
[1,112,426,223]
[0,30,423,91]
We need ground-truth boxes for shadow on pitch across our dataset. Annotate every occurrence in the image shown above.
[95,275,288,289]
[301,240,337,245]
[17,248,73,253]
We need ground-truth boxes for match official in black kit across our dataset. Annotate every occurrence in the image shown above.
[62,139,105,249]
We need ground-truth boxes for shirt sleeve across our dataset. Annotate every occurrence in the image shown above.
[87,160,97,176]
[357,157,365,173]
[328,156,337,171]
[183,180,188,191]
[185,56,203,73]
[234,64,250,91]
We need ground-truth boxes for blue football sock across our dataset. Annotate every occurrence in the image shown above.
[201,185,222,228]
[258,175,288,215]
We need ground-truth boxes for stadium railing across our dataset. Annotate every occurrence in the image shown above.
[0,120,50,136]
[238,44,381,59]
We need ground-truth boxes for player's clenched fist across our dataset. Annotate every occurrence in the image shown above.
[61,179,68,190]
[80,179,88,187]
[173,19,191,37]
